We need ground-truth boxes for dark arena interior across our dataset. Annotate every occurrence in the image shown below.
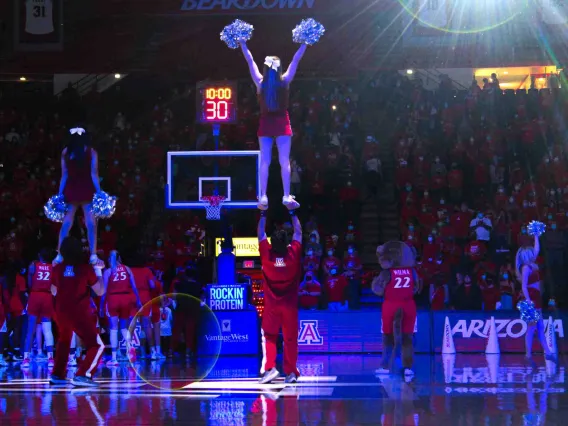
[1,0,568,424]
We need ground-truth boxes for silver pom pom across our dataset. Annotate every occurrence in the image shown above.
[220,19,254,50]
[292,18,325,45]
[92,191,117,219]
[527,220,546,237]
[44,194,68,223]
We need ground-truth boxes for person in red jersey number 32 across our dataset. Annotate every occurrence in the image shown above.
[372,243,421,379]
[258,202,302,384]
[50,237,106,387]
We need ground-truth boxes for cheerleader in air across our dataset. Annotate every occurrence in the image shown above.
[54,128,101,265]
[222,18,325,209]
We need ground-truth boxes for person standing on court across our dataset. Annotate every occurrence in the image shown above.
[258,202,302,384]
[50,236,106,387]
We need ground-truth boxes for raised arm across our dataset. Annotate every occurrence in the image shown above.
[282,44,307,85]
[90,149,101,192]
[533,234,540,258]
[58,150,68,195]
[258,213,267,242]
[292,214,302,243]
[240,41,262,88]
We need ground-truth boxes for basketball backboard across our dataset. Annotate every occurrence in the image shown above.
[166,150,260,209]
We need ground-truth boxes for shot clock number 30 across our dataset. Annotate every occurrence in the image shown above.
[196,81,238,124]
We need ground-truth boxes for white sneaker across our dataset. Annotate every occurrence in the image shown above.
[258,195,268,207]
[282,195,300,210]
[404,368,414,377]
[375,367,390,375]
[52,254,63,266]
[259,368,280,384]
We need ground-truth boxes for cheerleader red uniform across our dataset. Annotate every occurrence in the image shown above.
[131,267,155,317]
[52,263,104,380]
[382,267,418,335]
[526,267,542,309]
[27,262,54,319]
[257,87,292,137]
[63,148,96,204]
[106,265,135,319]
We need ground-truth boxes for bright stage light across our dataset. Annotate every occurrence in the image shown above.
[114,73,121,79]
[19,76,26,81]
[331,105,337,111]
[406,69,413,75]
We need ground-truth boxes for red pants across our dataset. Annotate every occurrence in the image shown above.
[381,299,416,335]
[53,307,105,379]
[171,311,198,352]
[27,292,54,319]
[261,303,299,376]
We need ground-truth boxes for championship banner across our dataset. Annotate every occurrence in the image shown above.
[14,0,63,51]
[433,311,567,353]
[298,310,431,353]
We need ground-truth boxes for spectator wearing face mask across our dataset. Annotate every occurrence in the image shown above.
[305,232,322,258]
[343,222,359,247]
[469,211,492,242]
[499,263,516,309]
[464,237,487,266]
[322,249,341,279]
[481,274,500,310]
[450,203,473,243]
[303,248,320,274]
[299,271,321,310]
[452,273,483,310]
[422,233,441,262]
[325,267,348,311]
[343,245,362,309]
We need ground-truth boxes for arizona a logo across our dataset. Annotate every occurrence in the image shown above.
[275,258,286,267]
[298,320,323,345]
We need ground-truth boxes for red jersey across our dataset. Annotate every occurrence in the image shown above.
[384,268,416,301]
[325,275,348,303]
[107,265,132,295]
[259,239,302,304]
[299,280,321,309]
[131,267,155,294]
[322,256,341,274]
[31,261,53,292]
[52,263,98,311]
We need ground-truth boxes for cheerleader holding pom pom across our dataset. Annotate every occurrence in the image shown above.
[223,18,324,209]
[516,221,556,364]
[51,127,104,265]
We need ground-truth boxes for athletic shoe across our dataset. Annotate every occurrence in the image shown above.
[259,368,280,384]
[404,368,414,377]
[71,376,100,388]
[258,195,268,208]
[282,195,300,210]
[50,375,68,385]
[36,353,48,361]
[20,358,31,368]
[284,373,298,384]
[375,367,390,375]
[68,356,77,367]
[47,357,55,367]
[52,253,63,266]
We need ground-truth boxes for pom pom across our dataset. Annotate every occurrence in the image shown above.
[220,19,254,49]
[44,194,68,223]
[292,18,325,45]
[527,220,546,236]
[517,300,541,324]
[92,191,117,219]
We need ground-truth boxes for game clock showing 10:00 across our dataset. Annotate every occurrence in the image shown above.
[196,82,238,124]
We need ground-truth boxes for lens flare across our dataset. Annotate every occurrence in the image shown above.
[397,0,529,35]
[127,293,221,391]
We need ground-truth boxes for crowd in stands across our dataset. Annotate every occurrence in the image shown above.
[1,72,568,316]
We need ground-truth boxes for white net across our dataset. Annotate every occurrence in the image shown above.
[201,196,226,220]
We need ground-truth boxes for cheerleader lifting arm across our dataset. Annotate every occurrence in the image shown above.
[240,41,262,88]
[533,234,540,258]
[282,44,307,85]
[58,150,68,195]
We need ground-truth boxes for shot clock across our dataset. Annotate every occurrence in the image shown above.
[196,81,238,124]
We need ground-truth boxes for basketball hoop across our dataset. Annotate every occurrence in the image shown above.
[201,195,226,220]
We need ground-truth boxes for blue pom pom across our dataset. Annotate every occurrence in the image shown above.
[527,220,546,237]
[220,19,254,49]
[92,191,117,219]
[44,194,68,223]
[517,300,541,324]
[292,18,325,45]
